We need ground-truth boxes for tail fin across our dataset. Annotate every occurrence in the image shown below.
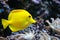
[2,19,9,29]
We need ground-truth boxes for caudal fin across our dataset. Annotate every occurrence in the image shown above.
[2,19,9,29]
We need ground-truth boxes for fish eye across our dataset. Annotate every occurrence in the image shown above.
[29,16,31,18]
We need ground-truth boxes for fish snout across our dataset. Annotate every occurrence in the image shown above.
[30,19,36,24]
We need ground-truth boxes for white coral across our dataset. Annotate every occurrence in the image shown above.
[39,31,51,40]
[23,31,35,40]
[46,18,60,30]
[8,31,35,40]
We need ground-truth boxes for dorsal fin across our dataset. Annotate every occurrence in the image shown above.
[11,9,23,13]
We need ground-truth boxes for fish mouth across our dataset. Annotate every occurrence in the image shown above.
[30,19,36,24]
[32,20,36,24]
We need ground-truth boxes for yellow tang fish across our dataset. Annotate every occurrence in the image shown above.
[2,9,36,32]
